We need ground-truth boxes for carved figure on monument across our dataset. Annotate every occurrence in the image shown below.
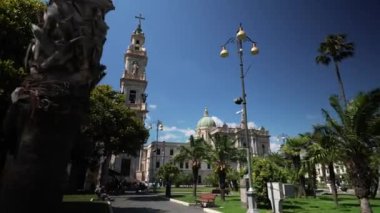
[0,0,114,212]
[131,61,139,76]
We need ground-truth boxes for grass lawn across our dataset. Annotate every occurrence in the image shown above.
[157,186,213,193]
[283,194,380,213]
[63,188,380,213]
[63,194,97,202]
[169,187,380,213]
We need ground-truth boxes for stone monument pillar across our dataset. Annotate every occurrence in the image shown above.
[267,182,284,213]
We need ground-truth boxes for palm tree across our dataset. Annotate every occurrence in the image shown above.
[156,162,180,198]
[310,126,340,206]
[316,34,354,106]
[207,133,244,201]
[322,88,380,213]
[280,136,309,197]
[173,135,208,197]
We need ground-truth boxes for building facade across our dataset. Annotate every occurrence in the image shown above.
[109,17,148,182]
[139,108,271,184]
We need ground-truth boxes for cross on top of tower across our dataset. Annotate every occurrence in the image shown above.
[135,13,145,26]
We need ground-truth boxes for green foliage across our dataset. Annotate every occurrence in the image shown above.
[316,34,354,65]
[316,34,354,105]
[173,135,208,194]
[0,0,45,65]
[173,135,208,167]
[251,156,288,206]
[156,162,180,181]
[172,171,192,187]
[0,60,26,115]
[82,85,149,157]
[321,88,380,202]
[280,136,309,182]
[203,173,219,187]
[0,0,44,143]
[207,133,245,200]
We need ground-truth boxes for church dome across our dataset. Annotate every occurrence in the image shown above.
[196,108,216,129]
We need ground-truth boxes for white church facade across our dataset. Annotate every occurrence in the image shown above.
[139,108,271,184]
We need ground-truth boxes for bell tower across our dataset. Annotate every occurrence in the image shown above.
[120,14,148,122]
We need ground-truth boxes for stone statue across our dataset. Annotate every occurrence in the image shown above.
[0,1,114,212]
[131,61,139,76]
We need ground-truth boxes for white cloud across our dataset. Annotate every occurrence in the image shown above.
[149,104,157,110]
[211,116,224,127]
[178,128,196,137]
[164,126,178,131]
[159,126,196,141]
[159,133,178,141]
[270,143,282,153]
[270,136,280,143]
[248,121,257,129]
[269,136,283,153]
[226,122,239,128]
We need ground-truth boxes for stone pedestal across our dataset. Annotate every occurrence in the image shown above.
[240,177,248,204]
[282,184,296,198]
[267,182,284,213]
[326,183,333,193]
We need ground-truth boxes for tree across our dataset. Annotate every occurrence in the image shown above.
[0,0,45,66]
[0,0,44,169]
[173,171,192,188]
[173,135,208,197]
[316,34,354,106]
[156,162,180,198]
[322,88,380,213]
[312,125,341,206]
[280,136,309,197]
[251,156,287,207]
[298,135,318,198]
[82,85,149,187]
[207,133,245,201]
[0,1,114,212]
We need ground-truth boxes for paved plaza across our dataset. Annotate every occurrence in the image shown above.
[111,194,205,213]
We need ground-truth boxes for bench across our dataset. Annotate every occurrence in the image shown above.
[195,193,217,208]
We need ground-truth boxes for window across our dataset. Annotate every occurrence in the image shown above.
[207,164,211,169]
[185,162,189,169]
[136,40,140,44]
[170,149,174,155]
[156,161,160,168]
[156,148,160,155]
[262,144,265,154]
[121,159,131,176]
[198,175,202,184]
[129,90,136,104]
[179,162,183,169]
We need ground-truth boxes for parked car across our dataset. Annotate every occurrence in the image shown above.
[147,182,161,189]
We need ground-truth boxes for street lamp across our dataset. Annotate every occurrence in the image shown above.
[220,23,259,213]
[148,120,163,188]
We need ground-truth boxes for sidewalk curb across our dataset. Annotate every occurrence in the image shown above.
[169,198,190,206]
[169,198,222,213]
[203,208,222,213]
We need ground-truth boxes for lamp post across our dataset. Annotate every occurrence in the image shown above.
[220,23,259,213]
[149,120,163,187]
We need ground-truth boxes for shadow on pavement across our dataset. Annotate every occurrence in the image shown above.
[113,207,167,213]
[127,196,169,202]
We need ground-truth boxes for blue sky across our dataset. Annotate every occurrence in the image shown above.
[100,0,380,152]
